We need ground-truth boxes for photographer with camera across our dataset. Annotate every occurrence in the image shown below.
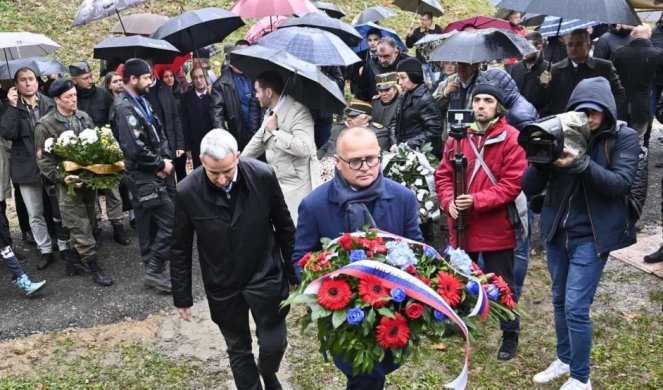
[522,77,639,389]
[435,82,527,361]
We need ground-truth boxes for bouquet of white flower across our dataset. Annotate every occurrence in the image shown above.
[381,143,440,222]
[47,126,125,194]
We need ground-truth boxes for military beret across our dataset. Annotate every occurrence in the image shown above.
[69,61,91,77]
[344,100,372,117]
[375,72,398,90]
[48,78,76,98]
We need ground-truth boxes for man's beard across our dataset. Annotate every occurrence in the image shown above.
[136,84,150,96]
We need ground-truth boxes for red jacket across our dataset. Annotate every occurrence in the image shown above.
[435,116,527,252]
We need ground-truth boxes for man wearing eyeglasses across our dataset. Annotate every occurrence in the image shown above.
[292,126,423,390]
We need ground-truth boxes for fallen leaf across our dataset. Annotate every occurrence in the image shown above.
[433,343,447,351]
[620,312,641,321]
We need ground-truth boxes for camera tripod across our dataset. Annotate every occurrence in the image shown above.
[449,123,469,250]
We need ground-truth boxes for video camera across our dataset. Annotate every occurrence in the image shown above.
[518,113,591,165]
[447,109,474,141]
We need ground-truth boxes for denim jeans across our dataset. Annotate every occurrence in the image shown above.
[513,210,534,298]
[421,63,440,88]
[545,241,608,383]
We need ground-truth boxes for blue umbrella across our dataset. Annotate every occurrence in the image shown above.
[257,27,360,66]
[538,16,598,37]
[353,22,407,53]
[0,57,67,80]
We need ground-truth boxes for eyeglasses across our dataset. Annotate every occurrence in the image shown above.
[337,155,381,170]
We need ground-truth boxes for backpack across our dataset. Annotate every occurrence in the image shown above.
[605,125,648,223]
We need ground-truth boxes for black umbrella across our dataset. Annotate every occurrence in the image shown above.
[428,28,536,63]
[231,46,346,113]
[392,0,444,17]
[496,0,639,25]
[0,57,67,80]
[281,12,362,46]
[352,6,398,25]
[313,1,346,19]
[73,0,145,27]
[93,36,181,63]
[151,8,244,53]
[111,13,169,36]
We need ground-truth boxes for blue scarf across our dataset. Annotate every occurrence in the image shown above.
[332,169,384,232]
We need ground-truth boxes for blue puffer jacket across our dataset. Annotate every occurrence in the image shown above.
[477,69,539,130]
[522,77,640,254]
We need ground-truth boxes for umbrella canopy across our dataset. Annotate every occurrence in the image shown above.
[538,16,599,37]
[94,36,181,63]
[151,8,244,53]
[414,31,457,71]
[312,2,345,19]
[496,0,640,25]
[0,57,67,80]
[230,45,346,112]
[281,12,362,46]
[428,28,537,63]
[245,16,290,44]
[520,13,546,27]
[0,32,60,61]
[637,11,662,23]
[353,22,407,53]
[444,16,512,33]
[231,0,318,19]
[257,27,360,66]
[352,6,398,25]
[111,13,169,36]
[73,0,145,27]
[392,0,444,17]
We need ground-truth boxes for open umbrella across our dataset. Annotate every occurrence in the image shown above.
[0,57,67,80]
[231,0,318,19]
[94,36,181,63]
[281,12,362,46]
[0,32,60,61]
[496,0,639,25]
[312,2,345,19]
[352,6,398,25]
[353,22,407,53]
[637,11,662,23]
[520,13,546,27]
[392,0,444,17]
[444,16,512,33]
[538,16,598,37]
[414,31,457,71]
[231,45,346,112]
[245,16,290,44]
[111,13,169,36]
[428,28,536,63]
[151,8,244,54]
[257,27,360,66]
[73,0,145,27]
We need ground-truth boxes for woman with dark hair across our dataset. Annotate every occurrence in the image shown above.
[103,71,124,99]
[158,68,185,106]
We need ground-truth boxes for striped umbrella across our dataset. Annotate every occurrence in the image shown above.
[538,16,598,37]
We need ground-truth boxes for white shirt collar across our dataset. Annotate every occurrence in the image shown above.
[195,89,206,98]
[223,168,239,194]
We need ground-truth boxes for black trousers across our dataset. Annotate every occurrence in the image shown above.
[212,294,288,390]
[44,185,70,246]
[469,249,520,332]
[174,155,187,182]
[135,195,174,264]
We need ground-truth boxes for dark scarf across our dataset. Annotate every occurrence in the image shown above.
[332,169,384,232]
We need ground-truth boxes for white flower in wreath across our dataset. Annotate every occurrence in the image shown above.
[417,189,427,201]
[58,130,77,146]
[425,200,434,210]
[419,208,427,216]
[79,128,99,145]
[44,138,54,153]
[414,178,423,187]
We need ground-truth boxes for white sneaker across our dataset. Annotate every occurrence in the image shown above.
[533,359,570,383]
[560,377,591,390]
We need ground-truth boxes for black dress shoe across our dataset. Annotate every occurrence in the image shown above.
[497,331,519,361]
[644,247,663,264]
[22,231,36,246]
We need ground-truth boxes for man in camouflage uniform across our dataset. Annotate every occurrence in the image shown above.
[35,78,113,286]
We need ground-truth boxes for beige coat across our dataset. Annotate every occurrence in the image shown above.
[242,95,320,224]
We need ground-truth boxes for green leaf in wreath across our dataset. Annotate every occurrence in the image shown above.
[332,309,347,329]
[376,307,395,319]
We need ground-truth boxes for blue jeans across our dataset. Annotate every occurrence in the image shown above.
[513,210,534,298]
[421,63,440,88]
[545,241,608,383]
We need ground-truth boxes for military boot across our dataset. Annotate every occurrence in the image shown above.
[87,257,113,286]
[144,258,172,292]
[61,249,89,276]
[36,252,55,270]
[112,223,130,246]
[644,244,663,264]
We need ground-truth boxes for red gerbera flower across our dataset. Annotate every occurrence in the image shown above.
[317,278,352,311]
[339,233,354,250]
[436,271,463,307]
[358,275,390,308]
[376,312,410,348]
[492,275,511,294]
[500,293,517,310]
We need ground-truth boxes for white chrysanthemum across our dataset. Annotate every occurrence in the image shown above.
[58,130,77,146]
[425,200,434,210]
[100,127,112,136]
[44,138,54,153]
[417,189,426,201]
[414,178,423,187]
[79,129,99,145]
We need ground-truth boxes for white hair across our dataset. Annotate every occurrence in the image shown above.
[199,129,238,161]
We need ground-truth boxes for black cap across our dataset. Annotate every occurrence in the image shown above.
[123,58,151,79]
[472,82,504,106]
[69,61,91,77]
[396,57,423,76]
[48,78,76,98]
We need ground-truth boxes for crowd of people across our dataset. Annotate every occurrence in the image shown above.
[1,7,662,390]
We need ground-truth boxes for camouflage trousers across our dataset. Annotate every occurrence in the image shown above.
[56,184,97,261]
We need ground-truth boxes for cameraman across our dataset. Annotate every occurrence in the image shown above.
[522,77,639,389]
[435,82,527,361]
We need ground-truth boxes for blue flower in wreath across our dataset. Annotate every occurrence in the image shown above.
[424,246,440,259]
[390,288,407,303]
[434,310,448,322]
[347,308,365,325]
[487,284,500,301]
[350,249,366,262]
[466,280,480,296]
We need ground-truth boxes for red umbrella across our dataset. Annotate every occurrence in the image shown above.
[231,0,318,18]
[443,16,512,33]
[245,16,289,44]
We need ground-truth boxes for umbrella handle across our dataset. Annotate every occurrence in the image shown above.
[116,10,127,35]
[409,4,419,29]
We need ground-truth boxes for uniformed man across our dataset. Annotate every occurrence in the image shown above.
[35,78,113,286]
[371,72,401,128]
[70,61,130,247]
[110,58,173,293]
